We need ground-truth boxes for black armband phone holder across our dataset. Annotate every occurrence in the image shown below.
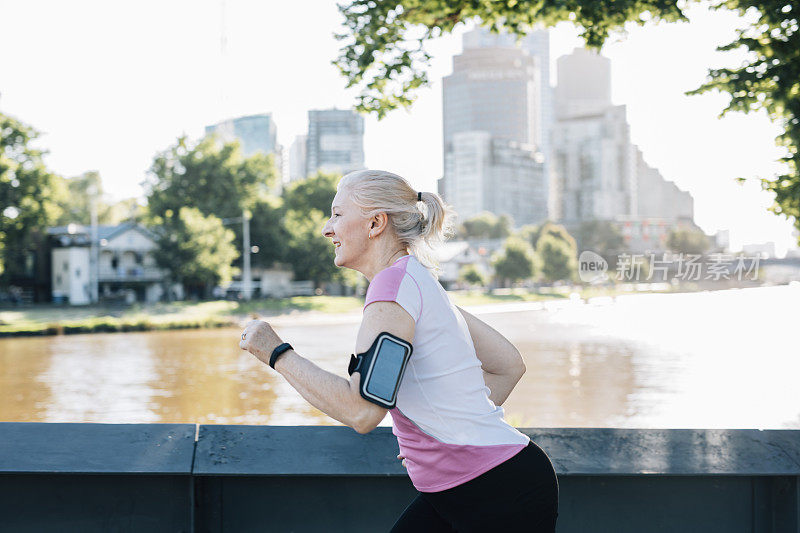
[347,331,413,409]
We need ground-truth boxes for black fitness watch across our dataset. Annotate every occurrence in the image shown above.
[269,342,293,369]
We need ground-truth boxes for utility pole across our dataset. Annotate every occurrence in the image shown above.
[88,184,99,304]
[222,210,255,301]
[243,209,252,300]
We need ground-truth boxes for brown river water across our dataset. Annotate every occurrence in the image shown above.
[1,284,797,429]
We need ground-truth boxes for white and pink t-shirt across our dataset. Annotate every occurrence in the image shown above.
[363,253,531,492]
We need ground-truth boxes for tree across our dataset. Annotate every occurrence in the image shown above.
[459,212,512,239]
[686,0,800,244]
[103,197,146,225]
[52,171,103,226]
[536,233,579,283]
[573,219,626,268]
[491,237,536,287]
[52,171,143,226]
[667,228,712,255]
[514,220,576,252]
[151,207,240,299]
[143,133,285,274]
[143,133,278,223]
[459,264,487,288]
[283,208,340,288]
[282,171,340,215]
[0,111,67,283]
[333,0,800,246]
[247,196,292,269]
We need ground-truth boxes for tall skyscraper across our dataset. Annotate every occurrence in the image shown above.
[441,27,550,228]
[551,47,696,253]
[554,47,612,119]
[289,134,308,182]
[205,113,279,158]
[306,109,365,176]
[635,147,693,220]
[447,131,546,226]
[551,105,637,223]
[205,113,284,195]
[461,26,554,173]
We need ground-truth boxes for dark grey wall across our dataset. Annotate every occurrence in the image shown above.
[1,423,798,532]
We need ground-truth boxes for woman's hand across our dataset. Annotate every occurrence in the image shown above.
[239,319,284,366]
[397,453,407,468]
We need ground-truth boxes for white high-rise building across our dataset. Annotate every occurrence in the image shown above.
[306,109,365,176]
[635,147,693,221]
[289,134,308,182]
[205,113,284,195]
[446,131,546,227]
[551,105,637,223]
[554,48,612,119]
[205,113,280,159]
[461,26,554,179]
[551,47,697,253]
[441,27,550,227]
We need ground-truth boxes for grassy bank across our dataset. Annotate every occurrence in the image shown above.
[0,296,366,337]
[0,283,694,338]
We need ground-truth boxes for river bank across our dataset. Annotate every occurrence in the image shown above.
[0,282,709,337]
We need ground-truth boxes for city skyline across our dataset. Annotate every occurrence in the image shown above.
[1,0,797,256]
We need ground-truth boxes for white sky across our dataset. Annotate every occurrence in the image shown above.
[1,0,797,256]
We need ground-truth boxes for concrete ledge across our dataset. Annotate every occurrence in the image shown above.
[195,426,800,477]
[531,427,800,476]
[195,425,404,476]
[0,422,196,474]
[1,423,798,532]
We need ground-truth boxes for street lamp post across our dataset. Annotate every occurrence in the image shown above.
[243,210,252,301]
[222,208,254,301]
[88,184,99,304]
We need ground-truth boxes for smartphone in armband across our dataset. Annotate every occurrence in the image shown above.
[347,332,412,409]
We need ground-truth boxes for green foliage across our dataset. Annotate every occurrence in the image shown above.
[334,0,686,118]
[515,219,577,251]
[459,264,487,287]
[334,0,800,245]
[666,228,712,255]
[52,171,144,226]
[151,207,240,291]
[143,133,278,223]
[492,237,536,287]
[686,0,800,242]
[246,196,292,269]
[52,171,102,225]
[143,133,285,275]
[536,233,579,283]
[0,111,67,280]
[282,208,340,287]
[459,211,512,239]
[282,171,341,215]
[573,219,626,268]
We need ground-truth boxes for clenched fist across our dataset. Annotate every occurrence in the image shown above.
[239,319,285,367]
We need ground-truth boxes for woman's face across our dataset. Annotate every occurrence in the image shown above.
[321,189,370,269]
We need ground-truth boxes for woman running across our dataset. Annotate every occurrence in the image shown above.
[239,169,558,532]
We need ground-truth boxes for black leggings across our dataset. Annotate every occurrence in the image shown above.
[390,440,559,532]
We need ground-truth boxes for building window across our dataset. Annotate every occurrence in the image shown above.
[76,268,81,278]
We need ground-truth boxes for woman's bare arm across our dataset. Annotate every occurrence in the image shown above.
[273,300,414,433]
[456,305,526,406]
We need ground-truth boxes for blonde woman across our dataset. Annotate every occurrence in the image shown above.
[239,169,558,531]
